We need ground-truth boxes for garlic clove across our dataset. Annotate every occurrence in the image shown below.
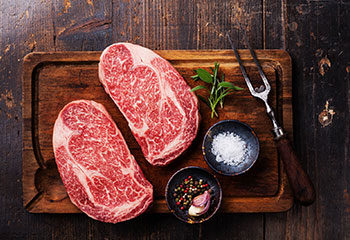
[188,205,205,216]
[192,191,210,207]
[189,191,211,216]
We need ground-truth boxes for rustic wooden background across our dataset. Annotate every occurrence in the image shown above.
[0,0,349,239]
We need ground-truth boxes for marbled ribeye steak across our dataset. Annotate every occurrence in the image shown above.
[53,100,153,223]
[99,43,199,165]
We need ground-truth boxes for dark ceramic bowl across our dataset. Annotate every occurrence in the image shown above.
[165,166,222,224]
[202,120,260,176]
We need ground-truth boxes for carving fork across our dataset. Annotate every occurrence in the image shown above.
[226,32,315,205]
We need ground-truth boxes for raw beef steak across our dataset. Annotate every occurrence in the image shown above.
[99,43,199,166]
[53,100,153,223]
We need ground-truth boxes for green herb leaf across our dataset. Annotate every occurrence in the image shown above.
[217,81,233,88]
[218,81,232,88]
[191,85,208,92]
[218,81,244,91]
[195,69,213,83]
[231,85,244,91]
[191,63,242,118]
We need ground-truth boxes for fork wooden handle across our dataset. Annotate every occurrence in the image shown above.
[275,136,315,205]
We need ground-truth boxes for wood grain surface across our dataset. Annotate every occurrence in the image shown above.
[1,0,349,239]
[22,50,293,214]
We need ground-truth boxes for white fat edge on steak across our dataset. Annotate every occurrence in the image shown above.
[54,100,151,215]
[98,65,109,95]
[110,43,189,160]
[53,106,96,203]
[85,193,151,223]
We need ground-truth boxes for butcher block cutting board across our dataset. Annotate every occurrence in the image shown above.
[22,50,293,214]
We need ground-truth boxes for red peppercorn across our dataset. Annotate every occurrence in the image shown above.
[177,202,180,205]
[181,207,184,210]
[184,190,187,193]
[188,176,191,179]
[180,185,183,188]
[180,197,183,201]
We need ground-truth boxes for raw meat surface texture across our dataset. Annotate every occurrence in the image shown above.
[99,43,199,166]
[53,100,153,223]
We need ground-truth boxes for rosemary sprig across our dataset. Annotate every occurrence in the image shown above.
[191,62,243,118]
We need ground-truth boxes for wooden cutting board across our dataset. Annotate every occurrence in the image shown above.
[22,50,293,213]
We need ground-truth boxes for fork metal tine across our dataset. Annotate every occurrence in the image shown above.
[235,21,271,92]
[226,33,258,97]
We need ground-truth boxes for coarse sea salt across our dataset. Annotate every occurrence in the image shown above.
[211,131,247,166]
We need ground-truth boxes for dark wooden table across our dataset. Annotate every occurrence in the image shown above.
[1,0,349,239]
